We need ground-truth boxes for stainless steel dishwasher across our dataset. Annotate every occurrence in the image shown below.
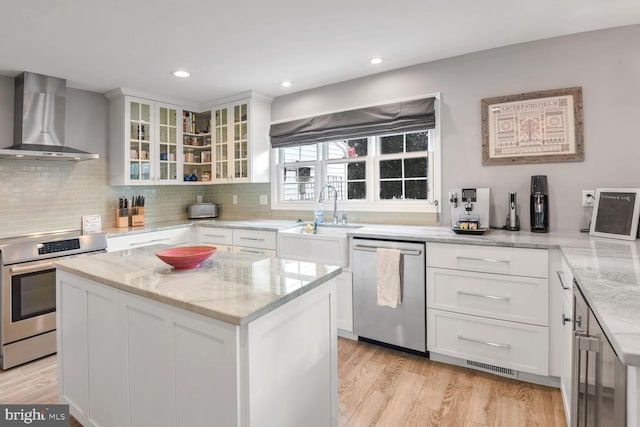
[352,238,426,353]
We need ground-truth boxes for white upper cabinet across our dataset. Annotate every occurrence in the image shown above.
[211,93,272,183]
[107,90,271,186]
[108,93,183,186]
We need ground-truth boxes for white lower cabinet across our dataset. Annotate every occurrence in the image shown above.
[556,252,575,425]
[107,227,192,252]
[196,226,234,252]
[426,242,550,378]
[427,310,549,376]
[427,267,548,326]
[196,226,276,257]
[335,272,353,333]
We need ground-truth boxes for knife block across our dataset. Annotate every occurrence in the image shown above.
[115,208,129,228]
[130,207,145,227]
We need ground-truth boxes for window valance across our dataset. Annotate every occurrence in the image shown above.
[270,97,436,148]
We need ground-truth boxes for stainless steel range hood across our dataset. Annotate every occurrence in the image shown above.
[0,72,99,161]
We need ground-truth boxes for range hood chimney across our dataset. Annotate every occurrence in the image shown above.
[0,72,99,161]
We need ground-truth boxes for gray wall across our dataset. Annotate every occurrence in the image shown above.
[0,76,109,158]
[271,25,640,232]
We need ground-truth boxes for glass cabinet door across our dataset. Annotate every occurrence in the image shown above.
[233,103,249,179]
[214,107,229,180]
[129,100,152,181]
[213,101,250,182]
[158,105,179,182]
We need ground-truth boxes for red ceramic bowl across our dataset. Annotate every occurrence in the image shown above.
[155,246,216,270]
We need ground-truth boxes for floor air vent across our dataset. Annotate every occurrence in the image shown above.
[466,360,516,377]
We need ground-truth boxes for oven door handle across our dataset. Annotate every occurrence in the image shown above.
[10,262,55,275]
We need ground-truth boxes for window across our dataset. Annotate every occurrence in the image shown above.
[378,131,430,201]
[272,129,440,213]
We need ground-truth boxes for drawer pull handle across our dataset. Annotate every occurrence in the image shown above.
[556,271,571,290]
[456,291,510,301]
[353,245,423,256]
[239,248,265,254]
[456,256,509,264]
[129,238,170,246]
[457,335,511,349]
[240,237,265,242]
[204,234,227,239]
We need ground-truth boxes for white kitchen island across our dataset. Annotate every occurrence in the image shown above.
[54,247,341,427]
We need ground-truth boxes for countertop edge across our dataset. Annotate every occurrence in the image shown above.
[55,260,342,326]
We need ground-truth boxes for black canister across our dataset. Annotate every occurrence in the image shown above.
[530,175,549,232]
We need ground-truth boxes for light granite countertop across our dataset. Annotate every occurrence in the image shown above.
[103,219,300,237]
[55,246,341,326]
[349,225,640,366]
[101,219,640,366]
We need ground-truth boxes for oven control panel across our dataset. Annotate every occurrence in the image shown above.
[38,238,81,255]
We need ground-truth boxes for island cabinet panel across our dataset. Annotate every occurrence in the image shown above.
[246,280,338,427]
[57,273,122,427]
[120,292,239,427]
[57,271,240,427]
[56,264,338,427]
[123,304,175,427]
[86,288,122,427]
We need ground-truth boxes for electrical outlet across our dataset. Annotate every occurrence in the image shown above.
[259,194,268,205]
[233,195,238,205]
[196,194,202,203]
[582,190,595,207]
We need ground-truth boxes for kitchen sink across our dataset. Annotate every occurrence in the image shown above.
[277,223,362,267]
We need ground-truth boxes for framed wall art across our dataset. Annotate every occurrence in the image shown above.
[589,188,640,240]
[481,87,584,165]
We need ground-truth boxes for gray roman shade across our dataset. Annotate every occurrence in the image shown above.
[270,97,436,148]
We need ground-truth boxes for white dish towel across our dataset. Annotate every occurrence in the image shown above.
[376,247,402,308]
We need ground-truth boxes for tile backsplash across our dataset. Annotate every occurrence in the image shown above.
[0,159,204,239]
[209,183,439,226]
[0,159,437,239]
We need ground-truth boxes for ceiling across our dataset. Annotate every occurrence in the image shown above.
[1,0,639,105]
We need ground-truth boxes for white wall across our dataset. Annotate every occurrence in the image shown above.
[271,25,640,232]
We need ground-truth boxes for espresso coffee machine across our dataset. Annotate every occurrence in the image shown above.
[449,188,491,230]
[530,175,549,232]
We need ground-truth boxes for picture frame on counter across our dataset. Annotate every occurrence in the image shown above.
[589,188,640,241]
[481,87,584,165]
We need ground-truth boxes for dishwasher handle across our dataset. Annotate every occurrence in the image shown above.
[353,244,422,256]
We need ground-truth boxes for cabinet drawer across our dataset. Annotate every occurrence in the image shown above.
[231,246,276,258]
[197,227,233,246]
[107,228,191,252]
[233,229,276,250]
[427,268,548,326]
[426,242,548,278]
[427,309,549,376]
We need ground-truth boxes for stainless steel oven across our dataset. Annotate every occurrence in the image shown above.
[0,231,107,369]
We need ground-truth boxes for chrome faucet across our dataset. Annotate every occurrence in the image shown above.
[318,184,339,224]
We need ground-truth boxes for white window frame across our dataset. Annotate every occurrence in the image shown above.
[270,94,441,214]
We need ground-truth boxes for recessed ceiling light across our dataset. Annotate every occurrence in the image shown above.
[172,70,190,78]
[281,81,292,87]
[370,57,383,65]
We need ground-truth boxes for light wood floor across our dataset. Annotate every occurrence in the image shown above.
[0,338,566,427]
[338,338,566,427]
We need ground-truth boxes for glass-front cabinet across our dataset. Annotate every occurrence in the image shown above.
[128,100,152,182]
[157,105,179,181]
[108,93,183,185]
[212,96,269,183]
[108,90,271,186]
